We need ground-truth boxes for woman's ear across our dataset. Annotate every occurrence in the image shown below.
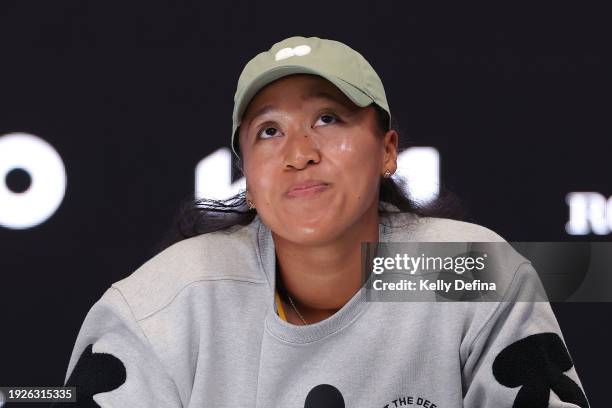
[382,129,399,174]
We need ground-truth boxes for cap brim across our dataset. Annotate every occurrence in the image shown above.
[232,65,374,158]
[235,65,374,123]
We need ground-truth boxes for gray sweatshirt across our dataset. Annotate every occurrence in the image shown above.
[61,208,589,407]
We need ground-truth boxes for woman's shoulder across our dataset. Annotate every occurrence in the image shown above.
[379,200,507,242]
[382,211,508,243]
[384,212,532,300]
[415,216,508,242]
[110,217,267,320]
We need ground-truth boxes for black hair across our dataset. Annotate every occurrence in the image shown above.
[156,103,468,252]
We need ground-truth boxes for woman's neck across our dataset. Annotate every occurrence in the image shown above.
[272,210,379,324]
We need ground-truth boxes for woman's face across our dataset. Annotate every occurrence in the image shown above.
[238,74,397,245]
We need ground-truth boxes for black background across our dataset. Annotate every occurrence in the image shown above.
[0,1,609,406]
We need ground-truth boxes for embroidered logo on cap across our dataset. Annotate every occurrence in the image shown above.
[274,45,312,61]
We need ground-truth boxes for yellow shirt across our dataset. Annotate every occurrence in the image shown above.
[274,289,287,322]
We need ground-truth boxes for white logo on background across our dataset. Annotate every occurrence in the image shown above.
[195,148,245,200]
[566,192,612,235]
[395,147,440,205]
[274,45,312,61]
[0,133,67,229]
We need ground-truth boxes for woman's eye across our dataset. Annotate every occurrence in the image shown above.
[315,114,339,127]
[257,114,339,139]
[257,126,280,139]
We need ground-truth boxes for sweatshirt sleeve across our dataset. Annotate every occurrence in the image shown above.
[462,261,590,407]
[55,286,183,407]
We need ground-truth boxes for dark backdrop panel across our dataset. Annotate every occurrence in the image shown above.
[0,1,609,406]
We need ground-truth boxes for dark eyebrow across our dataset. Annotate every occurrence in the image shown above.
[247,90,350,125]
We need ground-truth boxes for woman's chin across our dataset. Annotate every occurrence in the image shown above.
[280,219,345,245]
[284,229,334,246]
[282,208,334,228]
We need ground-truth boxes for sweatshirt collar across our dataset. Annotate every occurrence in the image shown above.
[254,202,417,343]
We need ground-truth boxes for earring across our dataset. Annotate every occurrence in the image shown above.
[245,189,256,210]
[383,169,392,178]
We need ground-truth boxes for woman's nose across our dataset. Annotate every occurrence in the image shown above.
[282,125,321,170]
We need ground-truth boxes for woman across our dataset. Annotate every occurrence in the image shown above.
[60,36,589,407]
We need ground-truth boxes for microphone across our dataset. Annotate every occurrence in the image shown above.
[304,384,345,408]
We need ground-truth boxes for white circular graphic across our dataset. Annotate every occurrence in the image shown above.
[0,389,5,407]
[0,132,67,229]
[292,44,311,56]
[274,45,312,61]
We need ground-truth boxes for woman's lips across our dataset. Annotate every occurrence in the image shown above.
[286,183,330,198]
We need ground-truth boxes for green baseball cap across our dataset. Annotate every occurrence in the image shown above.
[231,35,392,159]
